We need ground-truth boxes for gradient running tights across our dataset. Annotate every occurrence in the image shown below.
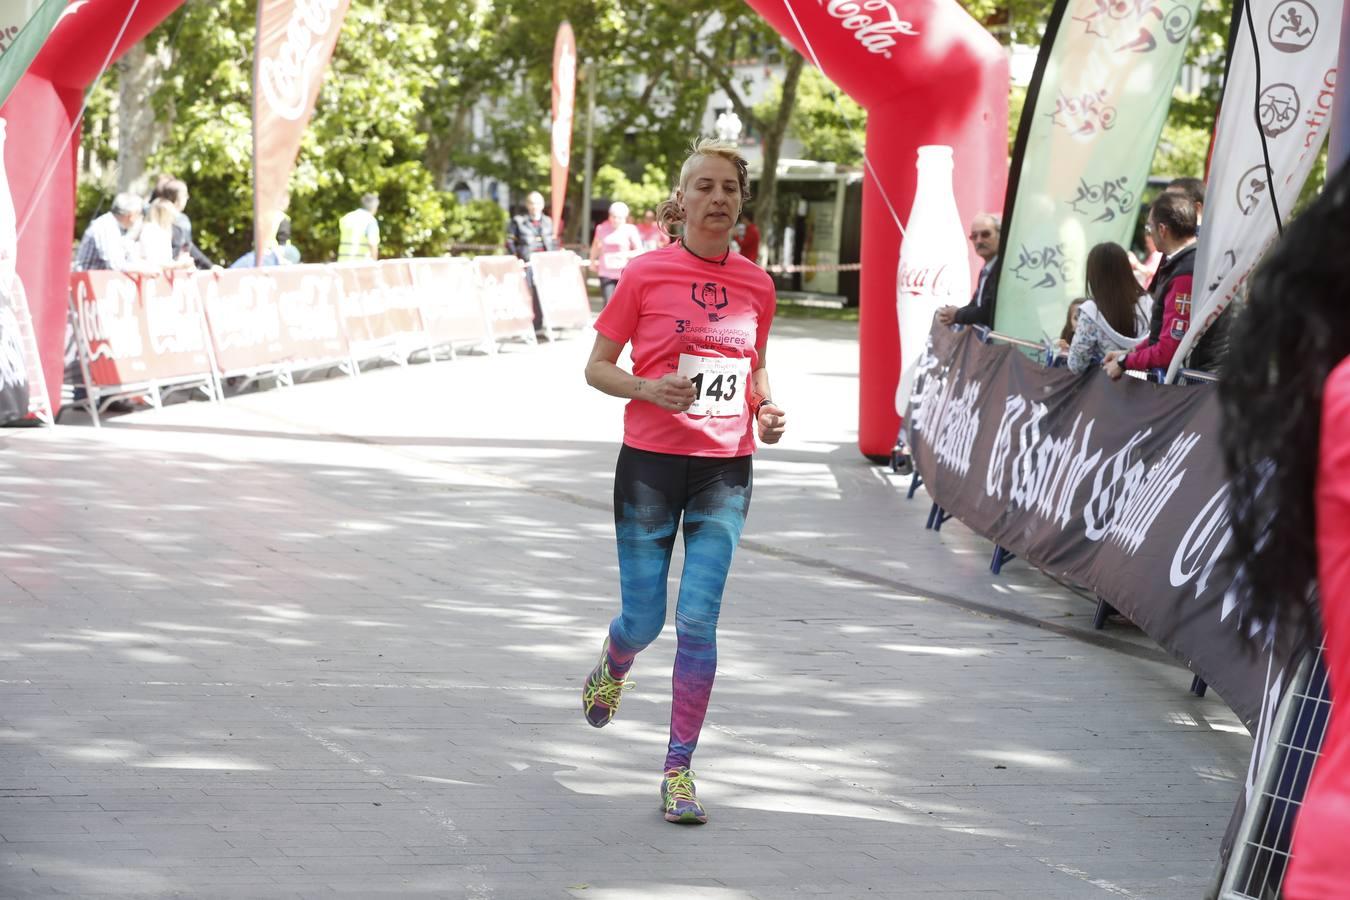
[604,444,752,772]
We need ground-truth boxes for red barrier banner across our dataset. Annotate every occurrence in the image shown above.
[272,265,348,365]
[529,250,590,331]
[204,268,287,373]
[71,271,213,387]
[473,255,535,343]
[402,257,489,349]
[332,262,424,356]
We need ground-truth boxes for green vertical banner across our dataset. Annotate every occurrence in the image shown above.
[994,0,1201,341]
[0,0,68,109]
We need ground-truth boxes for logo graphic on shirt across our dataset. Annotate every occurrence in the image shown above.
[1174,292,1191,318]
[1170,318,1189,340]
[690,282,730,322]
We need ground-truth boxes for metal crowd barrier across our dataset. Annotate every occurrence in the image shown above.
[1219,642,1331,899]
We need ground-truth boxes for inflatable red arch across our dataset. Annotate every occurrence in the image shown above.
[744,0,1008,459]
[4,0,186,412]
[6,0,1004,447]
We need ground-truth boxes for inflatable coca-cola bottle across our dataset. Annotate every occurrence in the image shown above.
[895,145,971,415]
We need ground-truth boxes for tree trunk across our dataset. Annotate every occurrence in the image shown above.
[423,102,472,190]
[116,41,171,194]
[753,52,804,268]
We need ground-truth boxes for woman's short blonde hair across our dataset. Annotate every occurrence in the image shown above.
[657,137,751,236]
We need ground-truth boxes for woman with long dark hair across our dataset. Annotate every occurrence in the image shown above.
[1221,163,1350,897]
[1065,242,1149,374]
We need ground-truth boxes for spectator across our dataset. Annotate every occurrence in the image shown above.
[505,190,560,333]
[230,211,291,268]
[337,193,380,262]
[589,201,643,307]
[506,191,559,261]
[1131,224,1162,288]
[1160,177,1233,374]
[734,211,760,263]
[138,198,191,270]
[1166,176,1205,226]
[74,192,157,274]
[937,212,1000,327]
[1219,162,1350,899]
[1104,191,1197,379]
[1066,243,1149,375]
[636,208,670,251]
[276,216,301,264]
[1055,298,1086,350]
[1188,303,1232,375]
[154,178,215,270]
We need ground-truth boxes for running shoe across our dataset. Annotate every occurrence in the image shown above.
[660,767,708,824]
[580,639,633,728]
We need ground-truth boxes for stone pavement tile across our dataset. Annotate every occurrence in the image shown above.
[0,322,1252,897]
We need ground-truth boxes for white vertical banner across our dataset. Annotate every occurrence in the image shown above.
[1169,0,1341,380]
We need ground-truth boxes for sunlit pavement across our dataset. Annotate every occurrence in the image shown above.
[1,318,1250,898]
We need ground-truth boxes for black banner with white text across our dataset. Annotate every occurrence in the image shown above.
[905,321,1291,728]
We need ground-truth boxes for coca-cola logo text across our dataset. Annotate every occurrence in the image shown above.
[897,262,959,300]
[816,0,919,59]
[259,0,343,122]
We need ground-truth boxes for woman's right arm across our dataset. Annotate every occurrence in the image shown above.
[584,334,694,411]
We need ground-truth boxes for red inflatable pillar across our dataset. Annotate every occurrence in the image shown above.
[1,0,185,412]
[743,0,1007,459]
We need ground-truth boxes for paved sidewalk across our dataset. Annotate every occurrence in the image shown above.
[1,319,1250,898]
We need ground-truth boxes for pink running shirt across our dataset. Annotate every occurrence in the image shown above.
[592,221,644,280]
[594,243,777,457]
[1285,357,1350,899]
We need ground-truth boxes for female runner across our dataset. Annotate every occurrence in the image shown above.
[580,138,786,824]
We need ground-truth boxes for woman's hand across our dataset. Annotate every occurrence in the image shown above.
[1103,351,1126,381]
[757,402,786,444]
[639,374,696,412]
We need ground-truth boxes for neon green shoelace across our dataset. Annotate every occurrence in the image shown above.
[587,671,633,709]
[664,769,697,806]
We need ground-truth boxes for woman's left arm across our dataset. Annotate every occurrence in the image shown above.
[751,346,786,444]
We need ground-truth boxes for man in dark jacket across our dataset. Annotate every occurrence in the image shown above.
[1106,191,1197,379]
[506,191,560,333]
[1159,175,1231,374]
[937,213,1000,327]
[1186,304,1231,374]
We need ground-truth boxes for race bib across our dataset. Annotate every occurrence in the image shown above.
[677,353,750,417]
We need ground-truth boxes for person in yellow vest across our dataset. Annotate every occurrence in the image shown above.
[337,193,380,261]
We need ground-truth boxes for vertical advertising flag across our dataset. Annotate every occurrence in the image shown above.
[253,0,352,263]
[1167,0,1342,381]
[550,21,576,233]
[995,0,1201,342]
[0,0,66,108]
